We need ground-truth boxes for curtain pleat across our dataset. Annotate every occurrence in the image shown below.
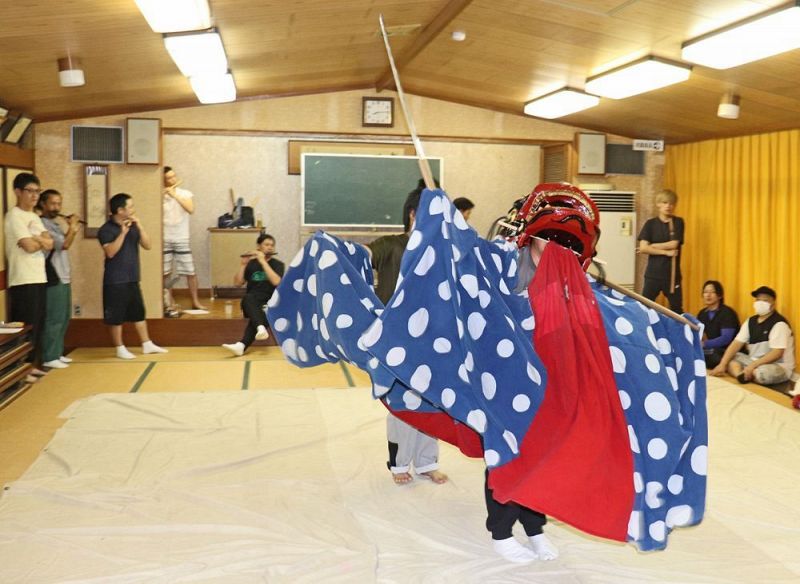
[664,129,800,366]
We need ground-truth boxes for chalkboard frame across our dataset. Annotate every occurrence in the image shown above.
[301,153,443,228]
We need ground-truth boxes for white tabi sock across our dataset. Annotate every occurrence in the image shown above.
[528,533,559,560]
[492,537,538,563]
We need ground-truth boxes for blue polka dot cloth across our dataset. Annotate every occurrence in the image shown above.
[268,189,547,469]
[592,280,708,551]
[268,188,707,551]
[363,189,547,469]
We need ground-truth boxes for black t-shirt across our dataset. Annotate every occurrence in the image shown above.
[697,304,739,344]
[98,220,140,285]
[368,233,408,305]
[637,216,684,281]
[245,257,285,297]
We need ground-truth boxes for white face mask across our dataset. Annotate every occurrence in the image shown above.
[753,300,772,316]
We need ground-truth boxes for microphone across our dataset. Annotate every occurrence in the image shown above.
[57,213,87,225]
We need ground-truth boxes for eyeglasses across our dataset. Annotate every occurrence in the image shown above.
[21,187,42,195]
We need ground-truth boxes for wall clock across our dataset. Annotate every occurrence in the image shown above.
[362,97,394,127]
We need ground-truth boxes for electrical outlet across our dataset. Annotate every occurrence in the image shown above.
[73,304,81,316]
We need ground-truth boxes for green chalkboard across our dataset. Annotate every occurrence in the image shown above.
[302,154,442,227]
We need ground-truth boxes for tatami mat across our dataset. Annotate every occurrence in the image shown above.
[136,361,246,392]
[0,362,148,486]
[247,360,351,389]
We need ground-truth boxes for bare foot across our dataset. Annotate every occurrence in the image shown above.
[392,472,413,485]
[420,469,448,484]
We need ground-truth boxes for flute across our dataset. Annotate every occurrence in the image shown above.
[57,213,87,225]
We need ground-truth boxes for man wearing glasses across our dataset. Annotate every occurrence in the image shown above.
[4,173,53,381]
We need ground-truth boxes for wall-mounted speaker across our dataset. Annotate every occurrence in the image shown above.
[606,143,645,175]
[576,132,606,175]
[71,125,124,163]
[126,118,161,165]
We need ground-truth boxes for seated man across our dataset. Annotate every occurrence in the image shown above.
[710,286,795,386]
[697,280,739,368]
[222,233,284,356]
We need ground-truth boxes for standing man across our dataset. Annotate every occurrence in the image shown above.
[4,173,53,380]
[367,180,448,486]
[710,286,795,386]
[637,189,684,312]
[38,189,81,369]
[222,233,284,356]
[162,166,205,313]
[99,193,167,359]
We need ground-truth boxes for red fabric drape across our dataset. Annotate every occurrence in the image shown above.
[488,243,634,541]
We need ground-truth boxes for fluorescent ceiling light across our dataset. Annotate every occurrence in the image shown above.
[134,0,211,33]
[190,72,237,104]
[682,1,800,69]
[3,115,33,144]
[523,88,600,119]
[164,30,228,76]
[585,56,691,99]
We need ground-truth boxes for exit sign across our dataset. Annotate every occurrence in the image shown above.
[632,139,664,151]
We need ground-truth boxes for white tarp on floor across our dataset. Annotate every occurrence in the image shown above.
[0,378,798,583]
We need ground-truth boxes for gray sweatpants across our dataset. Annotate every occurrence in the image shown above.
[386,413,439,474]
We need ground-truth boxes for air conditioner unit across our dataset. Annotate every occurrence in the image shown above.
[71,125,124,163]
[588,191,636,289]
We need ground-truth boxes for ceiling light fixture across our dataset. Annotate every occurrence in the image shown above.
[584,56,692,99]
[682,1,800,69]
[190,72,237,104]
[2,114,33,144]
[164,29,228,76]
[717,92,741,119]
[523,88,600,119]
[58,56,85,87]
[134,0,211,33]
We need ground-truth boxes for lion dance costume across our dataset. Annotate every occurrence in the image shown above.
[267,183,707,551]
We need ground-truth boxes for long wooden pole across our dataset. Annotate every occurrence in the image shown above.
[378,15,436,190]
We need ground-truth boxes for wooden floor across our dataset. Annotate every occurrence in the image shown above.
[169,288,244,319]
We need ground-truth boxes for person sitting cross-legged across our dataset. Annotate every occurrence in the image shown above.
[710,285,795,387]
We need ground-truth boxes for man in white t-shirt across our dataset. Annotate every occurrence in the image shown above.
[163,166,205,312]
[710,285,795,386]
[4,172,54,380]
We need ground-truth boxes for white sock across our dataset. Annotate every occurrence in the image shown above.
[142,341,168,354]
[116,345,135,360]
[492,537,538,563]
[222,342,245,357]
[255,325,270,341]
[59,355,73,363]
[529,533,558,560]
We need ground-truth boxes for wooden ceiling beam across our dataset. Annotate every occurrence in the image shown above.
[374,0,474,92]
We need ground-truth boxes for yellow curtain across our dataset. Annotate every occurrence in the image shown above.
[664,129,800,365]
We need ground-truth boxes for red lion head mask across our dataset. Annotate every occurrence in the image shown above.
[505,183,601,271]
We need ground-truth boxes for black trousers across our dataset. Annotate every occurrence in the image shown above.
[240,290,270,348]
[704,349,723,369]
[9,283,47,366]
[642,277,683,313]
[484,471,546,539]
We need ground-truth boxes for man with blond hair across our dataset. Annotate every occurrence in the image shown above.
[637,189,684,312]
